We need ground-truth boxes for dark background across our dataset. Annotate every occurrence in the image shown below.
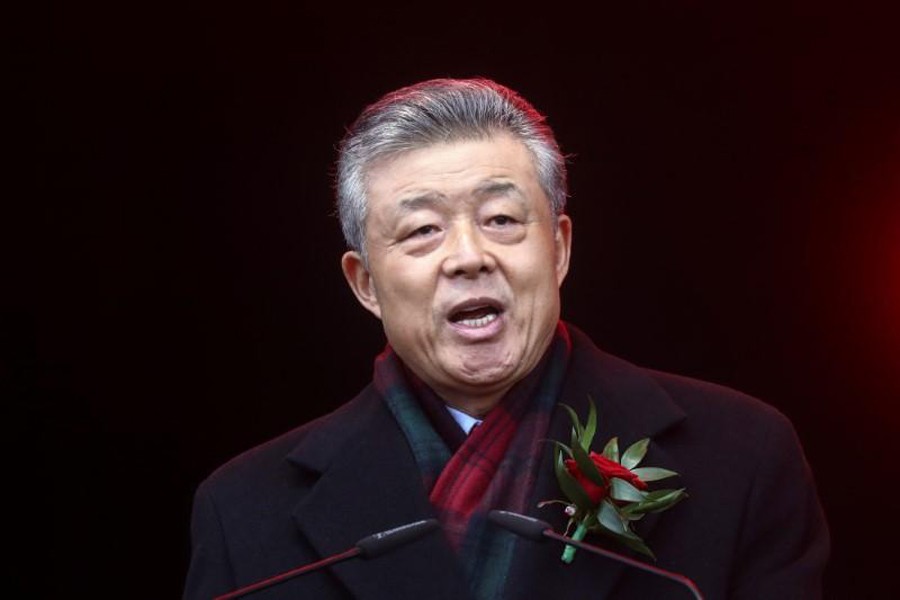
[8,1,898,597]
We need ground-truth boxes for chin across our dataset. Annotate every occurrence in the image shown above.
[451,357,519,388]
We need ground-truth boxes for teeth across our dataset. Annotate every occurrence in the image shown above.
[457,312,499,328]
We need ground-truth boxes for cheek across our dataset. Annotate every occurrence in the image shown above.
[513,255,561,298]
[377,269,434,315]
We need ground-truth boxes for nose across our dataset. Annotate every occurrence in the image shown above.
[441,223,497,278]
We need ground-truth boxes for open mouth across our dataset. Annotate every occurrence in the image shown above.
[449,302,503,328]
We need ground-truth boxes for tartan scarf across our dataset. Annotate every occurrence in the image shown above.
[374,322,571,600]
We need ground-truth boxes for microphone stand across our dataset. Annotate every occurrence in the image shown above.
[540,527,704,600]
[213,518,439,600]
[489,510,703,600]
[214,548,361,600]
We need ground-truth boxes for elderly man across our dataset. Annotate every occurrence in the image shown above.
[184,79,828,599]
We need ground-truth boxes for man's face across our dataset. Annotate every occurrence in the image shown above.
[342,134,572,406]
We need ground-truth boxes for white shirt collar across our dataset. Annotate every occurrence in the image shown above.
[445,405,483,435]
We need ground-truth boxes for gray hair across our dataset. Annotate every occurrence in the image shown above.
[335,78,568,256]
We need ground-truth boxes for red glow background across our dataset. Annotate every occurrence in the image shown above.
[7,1,899,597]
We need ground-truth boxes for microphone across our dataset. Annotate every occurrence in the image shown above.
[214,518,439,600]
[356,519,441,557]
[489,510,704,600]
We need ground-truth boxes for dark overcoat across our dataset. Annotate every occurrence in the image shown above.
[184,325,828,599]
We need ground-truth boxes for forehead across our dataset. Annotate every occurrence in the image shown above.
[365,135,543,208]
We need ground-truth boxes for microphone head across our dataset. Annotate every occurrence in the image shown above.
[355,519,440,558]
[488,510,551,542]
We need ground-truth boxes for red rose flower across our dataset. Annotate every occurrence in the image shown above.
[564,451,648,505]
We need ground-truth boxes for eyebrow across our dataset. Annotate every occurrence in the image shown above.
[472,180,524,199]
[395,180,525,214]
[397,192,449,213]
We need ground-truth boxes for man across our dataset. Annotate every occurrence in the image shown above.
[184,79,828,599]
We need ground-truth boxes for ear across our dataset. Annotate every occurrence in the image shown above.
[554,214,573,286]
[341,251,382,319]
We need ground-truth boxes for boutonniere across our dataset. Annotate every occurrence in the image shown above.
[540,398,687,562]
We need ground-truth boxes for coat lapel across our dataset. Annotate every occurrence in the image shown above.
[287,392,472,600]
[505,326,687,599]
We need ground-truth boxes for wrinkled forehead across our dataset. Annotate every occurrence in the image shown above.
[366,137,543,213]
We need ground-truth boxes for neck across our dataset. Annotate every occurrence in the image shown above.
[441,391,506,419]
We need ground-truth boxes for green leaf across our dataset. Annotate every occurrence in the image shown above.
[572,439,606,487]
[550,440,573,459]
[597,499,628,535]
[593,500,656,558]
[601,529,656,559]
[560,404,584,438]
[621,438,650,469]
[641,489,677,501]
[645,489,687,514]
[630,467,678,482]
[610,478,647,503]
[582,396,598,449]
[630,488,687,515]
[554,446,594,507]
[602,436,619,462]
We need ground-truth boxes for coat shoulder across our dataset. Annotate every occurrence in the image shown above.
[646,367,792,431]
[195,384,383,499]
[567,322,792,436]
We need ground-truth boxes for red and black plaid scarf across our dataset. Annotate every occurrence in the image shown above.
[375,322,571,599]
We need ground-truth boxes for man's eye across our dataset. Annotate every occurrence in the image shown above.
[489,215,516,226]
[409,224,438,238]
